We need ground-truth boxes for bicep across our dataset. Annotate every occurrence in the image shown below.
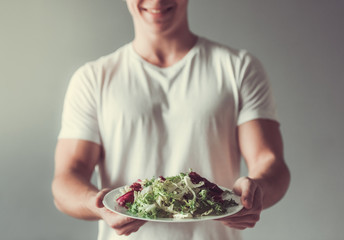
[54,139,102,180]
[237,119,284,174]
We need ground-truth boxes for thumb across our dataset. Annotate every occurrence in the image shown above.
[233,177,256,209]
[95,188,112,208]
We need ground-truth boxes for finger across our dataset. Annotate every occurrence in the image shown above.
[217,213,259,224]
[234,177,256,209]
[95,188,112,208]
[221,214,260,229]
[225,214,260,224]
[225,223,255,230]
[228,221,258,229]
[124,220,146,236]
[115,219,146,236]
[241,183,256,209]
[110,215,137,229]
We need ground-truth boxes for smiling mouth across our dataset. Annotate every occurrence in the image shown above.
[141,6,174,15]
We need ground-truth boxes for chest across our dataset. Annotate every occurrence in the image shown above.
[99,60,237,126]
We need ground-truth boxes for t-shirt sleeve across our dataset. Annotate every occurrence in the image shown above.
[58,64,101,144]
[236,52,278,125]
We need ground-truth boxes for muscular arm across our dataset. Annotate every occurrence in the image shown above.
[219,119,290,229]
[52,139,102,220]
[237,119,290,209]
[52,139,146,235]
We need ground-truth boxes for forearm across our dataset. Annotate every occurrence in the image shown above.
[248,158,290,209]
[52,171,100,220]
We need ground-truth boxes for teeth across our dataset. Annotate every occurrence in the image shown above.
[150,9,162,13]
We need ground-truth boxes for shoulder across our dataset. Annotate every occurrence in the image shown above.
[71,44,131,84]
[197,37,243,58]
[197,37,257,66]
[75,44,129,74]
[85,44,130,71]
[197,37,264,79]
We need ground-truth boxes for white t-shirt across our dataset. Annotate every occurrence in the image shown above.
[58,37,277,240]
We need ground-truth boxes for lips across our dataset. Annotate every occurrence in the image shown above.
[140,6,174,15]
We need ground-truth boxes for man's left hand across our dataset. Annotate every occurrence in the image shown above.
[216,177,264,230]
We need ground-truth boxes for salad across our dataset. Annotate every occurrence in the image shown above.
[115,170,239,219]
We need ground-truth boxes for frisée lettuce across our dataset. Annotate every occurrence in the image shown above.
[115,171,239,219]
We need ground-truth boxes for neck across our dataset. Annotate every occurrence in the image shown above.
[132,26,198,68]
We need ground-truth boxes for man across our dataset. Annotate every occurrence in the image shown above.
[52,0,290,239]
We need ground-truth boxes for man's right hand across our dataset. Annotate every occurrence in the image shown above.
[95,189,147,236]
[52,139,146,236]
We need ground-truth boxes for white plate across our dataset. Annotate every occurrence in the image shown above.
[102,186,243,223]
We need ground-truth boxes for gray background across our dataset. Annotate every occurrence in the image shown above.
[1,0,343,240]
